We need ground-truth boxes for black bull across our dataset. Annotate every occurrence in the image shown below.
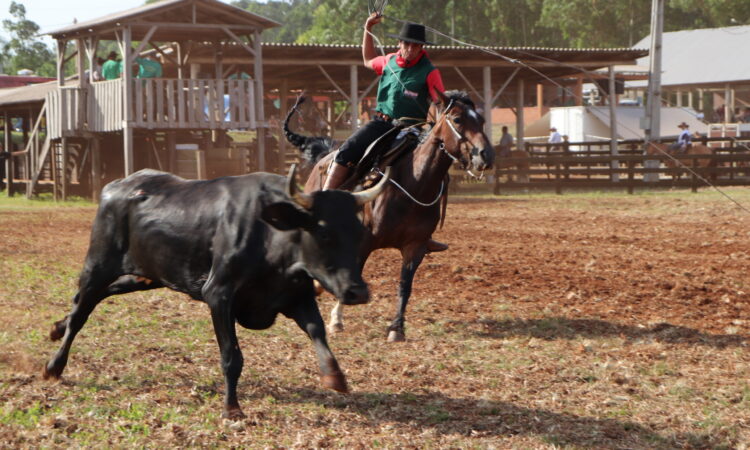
[43,166,389,419]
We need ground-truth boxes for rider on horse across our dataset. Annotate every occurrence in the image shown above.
[670,121,692,154]
[324,13,448,252]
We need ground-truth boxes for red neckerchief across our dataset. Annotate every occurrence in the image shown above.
[394,49,426,68]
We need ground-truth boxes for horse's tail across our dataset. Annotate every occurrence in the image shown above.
[283,94,309,148]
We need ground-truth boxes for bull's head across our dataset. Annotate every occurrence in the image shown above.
[261,165,390,305]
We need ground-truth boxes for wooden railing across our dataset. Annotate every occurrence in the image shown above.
[89,79,123,132]
[490,144,750,195]
[46,86,85,139]
[131,78,256,130]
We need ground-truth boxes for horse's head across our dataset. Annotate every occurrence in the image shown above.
[430,90,494,171]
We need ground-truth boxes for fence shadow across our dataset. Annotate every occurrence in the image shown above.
[460,317,746,348]
[272,387,722,448]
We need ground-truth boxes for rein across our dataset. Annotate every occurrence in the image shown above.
[375,167,445,207]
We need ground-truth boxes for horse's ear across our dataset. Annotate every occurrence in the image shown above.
[435,90,449,107]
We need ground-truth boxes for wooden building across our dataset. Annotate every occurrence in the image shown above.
[1,0,647,201]
[3,0,277,200]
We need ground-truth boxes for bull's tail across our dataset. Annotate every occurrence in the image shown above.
[283,94,309,148]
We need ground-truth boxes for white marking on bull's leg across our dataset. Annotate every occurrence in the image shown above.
[328,301,344,333]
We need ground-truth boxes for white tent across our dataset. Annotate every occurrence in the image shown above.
[525,106,707,143]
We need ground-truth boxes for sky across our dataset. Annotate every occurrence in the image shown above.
[0,0,258,43]
[1,0,145,42]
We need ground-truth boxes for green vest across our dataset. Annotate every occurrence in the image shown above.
[376,54,434,122]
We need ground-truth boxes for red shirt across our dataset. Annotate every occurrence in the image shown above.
[370,50,445,102]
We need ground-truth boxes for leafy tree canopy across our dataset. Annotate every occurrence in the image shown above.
[1,1,55,76]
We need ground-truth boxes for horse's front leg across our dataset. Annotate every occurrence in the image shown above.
[388,246,427,342]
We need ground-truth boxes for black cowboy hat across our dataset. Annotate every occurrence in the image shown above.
[677,121,690,128]
[388,22,434,45]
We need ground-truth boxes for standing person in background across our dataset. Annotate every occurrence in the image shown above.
[548,127,563,151]
[498,126,514,158]
[101,52,121,80]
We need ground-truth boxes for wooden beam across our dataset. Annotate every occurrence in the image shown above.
[222,27,256,57]
[318,65,349,101]
[453,67,482,101]
[149,42,178,66]
[490,66,521,104]
[131,25,158,58]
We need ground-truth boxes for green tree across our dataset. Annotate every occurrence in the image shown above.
[1,1,55,76]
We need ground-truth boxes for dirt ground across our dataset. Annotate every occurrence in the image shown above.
[1,188,750,448]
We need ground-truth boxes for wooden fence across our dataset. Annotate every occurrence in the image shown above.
[88,79,123,133]
[491,138,750,194]
[46,86,85,139]
[131,78,255,130]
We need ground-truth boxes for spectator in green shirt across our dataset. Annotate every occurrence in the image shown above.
[135,56,163,78]
[101,51,122,80]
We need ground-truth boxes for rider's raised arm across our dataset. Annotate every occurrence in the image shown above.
[363,13,382,70]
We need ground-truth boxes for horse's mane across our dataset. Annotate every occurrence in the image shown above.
[443,90,475,109]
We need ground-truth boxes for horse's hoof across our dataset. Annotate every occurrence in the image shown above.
[387,330,405,342]
[321,373,349,393]
[328,323,344,334]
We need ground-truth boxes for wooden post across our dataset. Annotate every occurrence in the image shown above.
[166,131,177,173]
[536,83,544,119]
[483,66,492,143]
[575,76,583,106]
[724,83,731,124]
[4,112,13,196]
[61,137,68,201]
[516,78,525,151]
[123,26,134,176]
[91,136,102,202]
[279,78,288,173]
[196,150,206,180]
[609,65,620,182]
[253,30,266,172]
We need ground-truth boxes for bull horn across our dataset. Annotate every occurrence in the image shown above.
[286,164,314,209]
[352,167,391,206]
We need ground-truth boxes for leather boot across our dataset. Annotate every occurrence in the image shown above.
[323,162,350,191]
[426,239,449,253]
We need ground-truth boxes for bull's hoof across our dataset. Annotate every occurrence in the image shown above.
[387,330,405,342]
[42,363,62,381]
[222,406,246,420]
[49,321,66,341]
[328,322,344,334]
[322,373,349,393]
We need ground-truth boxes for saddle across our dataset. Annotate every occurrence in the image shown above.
[339,125,423,190]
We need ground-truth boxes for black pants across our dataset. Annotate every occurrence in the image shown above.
[334,116,396,167]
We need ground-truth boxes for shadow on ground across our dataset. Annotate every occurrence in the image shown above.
[267,387,724,449]
[454,317,746,348]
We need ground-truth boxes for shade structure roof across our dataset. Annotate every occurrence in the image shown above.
[183,42,649,94]
[631,25,750,88]
[46,0,280,41]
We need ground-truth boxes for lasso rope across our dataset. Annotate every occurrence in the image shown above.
[372,8,750,214]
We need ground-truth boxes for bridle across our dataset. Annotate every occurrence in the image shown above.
[434,99,485,178]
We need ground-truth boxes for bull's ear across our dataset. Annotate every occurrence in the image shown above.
[261,202,313,231]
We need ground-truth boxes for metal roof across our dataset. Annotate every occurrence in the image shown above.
[184,43,648,93]
[0,81,57,108]
[631,25,750,88]
[46,0,280,41]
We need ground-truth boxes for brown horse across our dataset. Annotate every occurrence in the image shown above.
[646,142,715,181]
[493,146,530,182]
[303,90,494,341]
